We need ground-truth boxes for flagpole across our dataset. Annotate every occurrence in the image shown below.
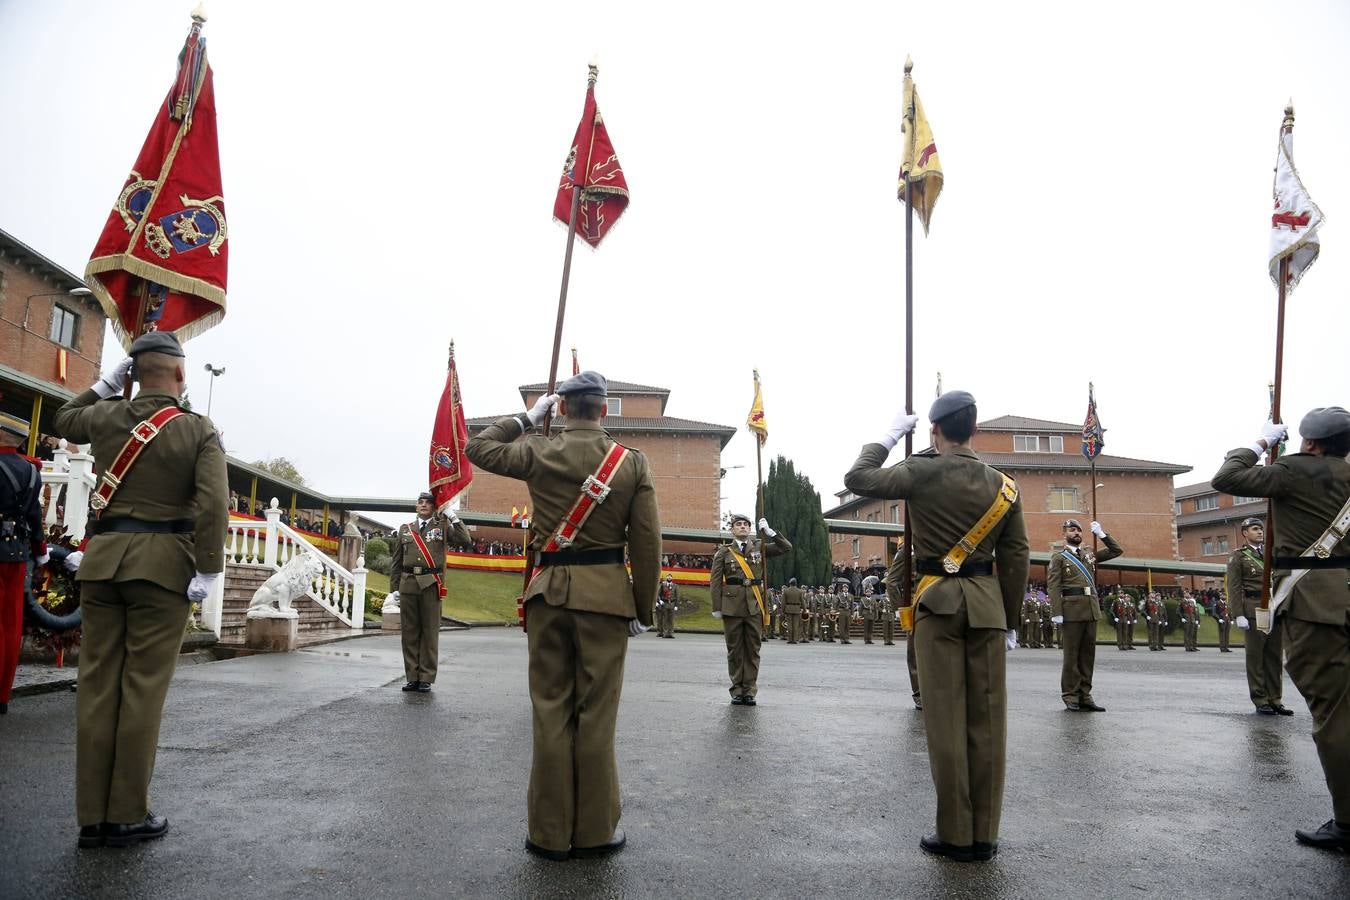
[900,91,915,618]
[1089,382,1098,556]
[1258,253,1289,628]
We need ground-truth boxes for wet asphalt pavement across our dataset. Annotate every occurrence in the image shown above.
[2,630,1348,899]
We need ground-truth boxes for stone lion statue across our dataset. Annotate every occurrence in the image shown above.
[248,553,324,619]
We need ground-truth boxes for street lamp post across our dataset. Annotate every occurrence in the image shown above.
[203,363,225,416]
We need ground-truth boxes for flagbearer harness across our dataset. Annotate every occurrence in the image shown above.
[728,546,770,628]
[904,473,1019,631]
[90,406,189,515]
[1262,492,1350,631]
[516,442,631,631]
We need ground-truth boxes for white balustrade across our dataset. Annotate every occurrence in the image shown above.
[38,439,95,542]
[223,497,366,635]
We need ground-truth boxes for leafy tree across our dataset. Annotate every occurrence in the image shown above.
[252,457,306,486]
[762,455,831,588]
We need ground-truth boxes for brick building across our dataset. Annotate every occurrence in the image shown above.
[824,415,1192,582]
[1174,480,1265,587]
[462,381,735,554]
[0,227,105,452]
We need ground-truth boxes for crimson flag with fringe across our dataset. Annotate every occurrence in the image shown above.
[553,69,629,248]
[429,345,474,514]
[85,11,227,350]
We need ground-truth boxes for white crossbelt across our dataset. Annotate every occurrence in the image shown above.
[1267,492,1350,623]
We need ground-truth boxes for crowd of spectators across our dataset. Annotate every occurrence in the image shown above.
[661,553,713,569]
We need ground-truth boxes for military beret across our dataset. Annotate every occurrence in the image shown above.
[556,370,607,397]
[929,390,976,423]
[729,513,752,526]
[1299,406,1350,440]
[788,578,797,585]
[1062,519,1082,529]
[1240,517,1264,530]
[129,331,185,358]
[0,412,30,440]
[416,491,434,503]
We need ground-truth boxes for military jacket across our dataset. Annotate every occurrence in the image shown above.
[0,448,44,563]
[710,531,792,618]
[1047,535,1123,621]
[860,595,879,621]
[845,445,1030,630]
[54,387,227,592]
[1224,545,1265,616]
[1212,448,1350,625]
[389,513,471,594]
[466,417,661,625]
[782,585,804,612]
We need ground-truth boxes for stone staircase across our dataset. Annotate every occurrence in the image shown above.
[219,563,352,646]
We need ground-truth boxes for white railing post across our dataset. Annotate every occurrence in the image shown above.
[263,499,281,568]
[63,448,95,542]
[352,555,368,633]
[202,569,224,636]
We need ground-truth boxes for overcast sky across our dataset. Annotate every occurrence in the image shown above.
[3,0,1348,525]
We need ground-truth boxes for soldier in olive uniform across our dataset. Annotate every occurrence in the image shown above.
[1213,593,1232,652]
[782,579,804,643]
[656,576,679,638]
[53,335,227,848]
[767,589,780,640]
[1040,596,1056,649]
[861,584,879,644]
[1048,519,1123,711]
[1141,593,1165,651]
[386,491,471,691]
[710,513,790,704]
[1223,518,1289,714]
[1110,592,1131,651]
[1212,409,1350,852]
[1179,593,1200,652]
[465,371,661,860]
[845,391,1030,863]
[1123,592,1138,650]
[837,587,854,645]
[1019,594,1037,649]
[880,583,897,646]
[885,548,921,708]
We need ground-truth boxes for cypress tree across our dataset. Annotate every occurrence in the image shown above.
[763,454,831,587]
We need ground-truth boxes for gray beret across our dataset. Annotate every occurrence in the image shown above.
[1299,406,1350,440]
[0,412,29,440]
[416,491,434,503]
[556,370,607,397]
[1240,517,1264,529]
[929,390,976,422]
[1062,519,1082,529]
[129,331,185,358]
[729,512,752,526]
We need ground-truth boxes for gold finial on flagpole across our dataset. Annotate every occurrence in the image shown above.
[191,3,207,23]
[1282,101,1295,131]
[904,55,913,75]
[588,56,599,84]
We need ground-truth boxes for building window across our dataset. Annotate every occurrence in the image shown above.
[1195,496,1219,512]
[1175,501,1182,515]
[1217,535,1229,553]
[1014,435,1040,452]
[1201,538,1215,555]
[49,305,78,348]
[1048,486,1079,512]
[1048,435,1064,453]
[1233,496,1261,505]
[851,538,860,557]
[606,397,622,416]
[890,503,900,524]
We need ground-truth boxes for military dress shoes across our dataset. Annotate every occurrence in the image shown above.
[742,696,757,706]
[77,825,105,848]
[416,682,432,693]
[920,833,975,862]
[730,696,746,705]
[525,838,570,861]
[1294,819,1350,852]
[402,682,418,692]
[1080,701,1106,712]
[572,829,626,859]
[972,841,999,861]
[1064,703,1082,711]
[1273,704,1295,716]
[104,813,169,847]
[1255,704,1278,715]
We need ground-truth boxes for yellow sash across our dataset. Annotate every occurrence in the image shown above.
[729,546,769,627]
[905,473,1019,627]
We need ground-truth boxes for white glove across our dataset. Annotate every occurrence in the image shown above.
[1249,420,1288,455]
[879,410,920,451]
[526,393,560,426]
[1236,615,1249,630]
[1051,615,1064,625]
[712,611,723,620]
[35,552,51,567]
[93,356,135,399]
[628,619,649,637]
[1219,619,1226,625]
[387,590,400,605]
[1146,616,1152,622]
[758,517,776,538]
[186,571,220,602]
[63,550,83,572]
[1005,629,1018,651]
[1090,521,1106,539]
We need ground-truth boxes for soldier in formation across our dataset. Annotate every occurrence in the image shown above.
[880,582,897,646]
[1213,592,1232,652]
[766,588,780,640]
[655,575,678,638]
[1047,519,1123,712]
[1211,409,1350,851]
[1179,592,1201,652]
[1141,593,1167,651]
[1223,517,1290,715]
[860,584,879,643]
[836,586,853,645]
[709,512,791,705]
[1110,591,1133,651]
[1039,595,1057,649]
[781,579,804,643]
[1020,593,1040,648]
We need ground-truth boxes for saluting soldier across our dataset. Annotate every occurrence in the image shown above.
[710,513,790,704]
[782,579,804,643]
[0,413,50,715]
[53,335,227,848]
[845,391,1030,863]
[1223,518,1289,714]
[860,584,879,644]
[1213,592,1232,652]
[386,491,471,692]
[465,371,661,860]
[1211,409,1350,852]
[885,548,921,708]
[1047,519,1123,712]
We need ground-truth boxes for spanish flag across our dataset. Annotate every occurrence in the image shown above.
[898,57,943,235]
[747,369,768,445]
[511,506,520,526]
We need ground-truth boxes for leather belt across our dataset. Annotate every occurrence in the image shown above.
[725,576,763,587]
[1243,590,1261,598]
[1274,555,1350,570]
[915,558,994,578]
[91,517,193,535]
[409,566,443,575]
[537,548,625,567]
[1060,586,1093,597]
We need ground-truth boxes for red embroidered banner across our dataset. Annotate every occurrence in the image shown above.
[429,344,474,513]
[553,65,629,248]
[85,11,227,350]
